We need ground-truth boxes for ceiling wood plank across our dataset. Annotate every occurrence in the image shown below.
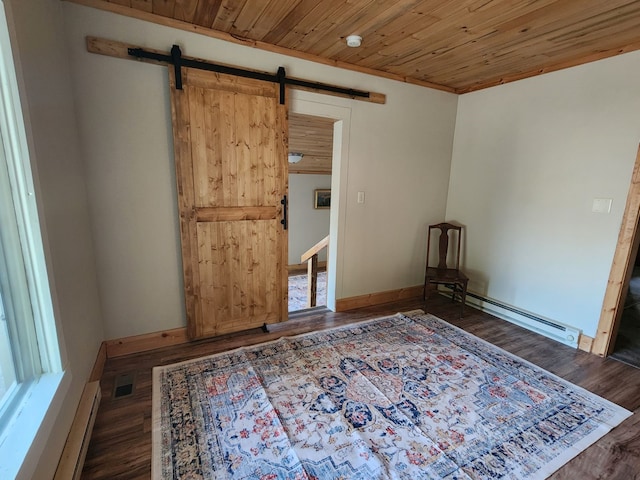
[353,0,544,71]
[289,113,334,155]
[383,0,638,85]
[278,0,377,51]
[288,113,333,175]
[229,0,272,37]
[130,0,152,13]
[67,0,640,93]
[191,0,222,27]
[242,0,303,41]
[312,0,426,58]
[152,0,175,17]
[288,160,332,175]
[332,0,449,66]
[261,0,325,45]
[173,0,198,23]
[211,0,249,31]
[108,0,132,7]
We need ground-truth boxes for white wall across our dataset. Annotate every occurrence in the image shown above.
[288,174,331,265]
[447,51,640,338]
[4,0,104,478]
[63,4,458,339]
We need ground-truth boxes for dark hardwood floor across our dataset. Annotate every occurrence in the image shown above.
[82,295,640,479]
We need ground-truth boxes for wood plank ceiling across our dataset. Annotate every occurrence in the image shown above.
[289,113,334,175]
[72,0,640,92]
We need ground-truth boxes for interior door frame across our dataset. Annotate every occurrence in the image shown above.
[593,144,640,356]
[289,93,351,311]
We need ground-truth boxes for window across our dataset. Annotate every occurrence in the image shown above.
[0,3,64,477]
[0,129,59,424]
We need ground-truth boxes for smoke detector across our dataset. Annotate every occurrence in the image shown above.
[346,35,362,48]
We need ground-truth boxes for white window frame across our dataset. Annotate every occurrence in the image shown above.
[0,2,68,478]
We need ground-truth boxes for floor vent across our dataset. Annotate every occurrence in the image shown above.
[113,372,135,398]
[54,381,101,480]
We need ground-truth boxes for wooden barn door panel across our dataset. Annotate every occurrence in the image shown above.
[170,67,288,339]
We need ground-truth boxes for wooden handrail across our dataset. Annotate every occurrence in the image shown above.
[301,235,329,263]
[300,235,329,308]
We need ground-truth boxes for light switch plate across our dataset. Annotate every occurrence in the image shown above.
[592,198,612,213]
[357,191,365,204]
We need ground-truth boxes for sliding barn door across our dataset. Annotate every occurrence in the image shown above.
[169,67,288,339]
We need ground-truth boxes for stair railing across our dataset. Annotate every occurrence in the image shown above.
[300,235,329,308]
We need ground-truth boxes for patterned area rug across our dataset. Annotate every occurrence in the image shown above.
[153,310,631,479]
[288,271,327,312]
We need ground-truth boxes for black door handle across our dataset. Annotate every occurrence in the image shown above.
[281,195,288,230]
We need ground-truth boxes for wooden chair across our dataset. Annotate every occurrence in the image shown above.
[423,222,468,316]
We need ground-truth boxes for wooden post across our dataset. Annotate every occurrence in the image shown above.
[307,255,318,308]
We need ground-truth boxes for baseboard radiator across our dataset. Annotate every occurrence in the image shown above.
[442,288,580,348]
[54,381,101,480]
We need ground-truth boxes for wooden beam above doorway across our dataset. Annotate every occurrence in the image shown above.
[85,37,386,105]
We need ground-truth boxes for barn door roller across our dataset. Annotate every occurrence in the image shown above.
[128,44,371,105]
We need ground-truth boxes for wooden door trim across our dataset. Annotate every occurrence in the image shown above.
[593,144,640,356]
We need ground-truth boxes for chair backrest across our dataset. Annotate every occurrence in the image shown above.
[427,223,462,271]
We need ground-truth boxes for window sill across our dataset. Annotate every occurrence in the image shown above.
[0,371,70,479]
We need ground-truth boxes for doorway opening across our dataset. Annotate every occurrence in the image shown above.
[286,94,352,313]
[287,112,333,312]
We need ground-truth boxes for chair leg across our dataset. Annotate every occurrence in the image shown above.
[424,282,437,306]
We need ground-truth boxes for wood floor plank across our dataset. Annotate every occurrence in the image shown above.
[550,408,640,480]
[81,295,640,479]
